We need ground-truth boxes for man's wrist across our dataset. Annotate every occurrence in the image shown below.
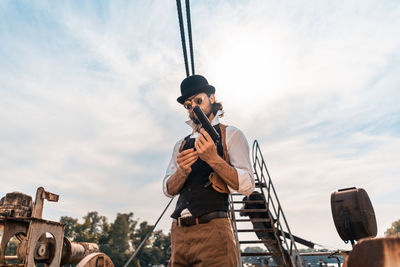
[177,166,190,177]
[166,167,189,195]
[206,155,225,168]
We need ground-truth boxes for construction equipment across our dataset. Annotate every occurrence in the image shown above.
[0,187,114,267]
[229,140,313,267]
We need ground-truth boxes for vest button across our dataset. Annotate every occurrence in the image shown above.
[188,188,191,192]
[186,201,189,205]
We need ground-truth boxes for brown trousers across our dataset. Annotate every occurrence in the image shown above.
[170,217,239,267]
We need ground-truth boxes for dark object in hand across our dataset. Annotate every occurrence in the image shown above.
[193,106,220,144]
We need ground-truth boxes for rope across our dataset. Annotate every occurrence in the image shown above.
[123,2,196,265]
[185,0,195,75]
[176,0,190,77]
[123,198,174,267]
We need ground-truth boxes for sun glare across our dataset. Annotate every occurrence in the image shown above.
[206,29,292,115]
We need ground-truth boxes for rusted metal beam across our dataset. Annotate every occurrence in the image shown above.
[32,187,59,219]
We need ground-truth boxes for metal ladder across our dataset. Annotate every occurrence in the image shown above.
[228,140,304,267]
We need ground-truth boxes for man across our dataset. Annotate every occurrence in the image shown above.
[163,75,255,266]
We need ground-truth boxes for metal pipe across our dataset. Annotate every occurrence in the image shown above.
[4,255,19,260]
[299,251,347,257]
[62,239,100,264]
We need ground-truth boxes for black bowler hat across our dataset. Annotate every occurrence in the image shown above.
[177,75,215,104]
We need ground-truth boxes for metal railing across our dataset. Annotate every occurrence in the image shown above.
[252,140,304,267]
[229,194,244,267]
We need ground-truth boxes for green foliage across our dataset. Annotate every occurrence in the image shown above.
[152,230,171,265]
[5,237,19,256]
[103,213,136,267]
[132,222,171,266]
[60,211,170,266]
[60,216,78,239]
[385,219,400,236]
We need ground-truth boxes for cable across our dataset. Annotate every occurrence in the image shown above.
[185,0,195,75]
[123,198,174,267]
[124,3,196,265]
[176,0,190,77]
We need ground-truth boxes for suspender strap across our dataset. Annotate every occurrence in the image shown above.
[219,124,230,164]
[209,124,230,194]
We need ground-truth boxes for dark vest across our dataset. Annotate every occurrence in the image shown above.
[171,124,229,219]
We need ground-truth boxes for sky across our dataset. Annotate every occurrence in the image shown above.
[0,0,399,251]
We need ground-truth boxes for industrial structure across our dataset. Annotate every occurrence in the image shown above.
[0,187,114,267]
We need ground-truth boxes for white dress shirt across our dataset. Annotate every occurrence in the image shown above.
[163,112,255,204]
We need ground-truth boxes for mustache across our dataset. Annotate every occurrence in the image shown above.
[189,112,201,124]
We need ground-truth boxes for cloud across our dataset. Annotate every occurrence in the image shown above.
[0,0,399,250]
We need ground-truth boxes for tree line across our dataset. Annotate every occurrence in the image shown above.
[4,212,399,266]
[385,218,400,236]
[61,213,400,267]
[60,211,170,267]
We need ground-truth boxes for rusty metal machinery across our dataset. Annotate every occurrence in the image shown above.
[331,187,377,246]
[0,187,114,267]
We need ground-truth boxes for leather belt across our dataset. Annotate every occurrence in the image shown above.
[175,211,228,227]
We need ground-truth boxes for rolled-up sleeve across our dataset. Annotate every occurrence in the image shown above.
[225,127,255,196]
[163,139,183,198]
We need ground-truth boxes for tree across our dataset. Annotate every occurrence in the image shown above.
[75,211,108,243]
[104,212,138,267]
[59,211,170,266]
[60,212,109,243]
[151,230,171,266]
[133,221,156,266]
[60,216,79,239]
[385,219,400,236]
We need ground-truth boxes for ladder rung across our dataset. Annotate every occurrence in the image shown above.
[231,200,265,204]
[260,239,279,244]
[234,209,268,212]
[235,218,271,222]
[239,240,278,245]
[237,228,274,233]
[241,252,275,257]
[255,182,267,187]
[239,240,266,244]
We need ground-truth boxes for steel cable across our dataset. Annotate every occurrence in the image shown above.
[123,2,196,265]
[185,0,195,75]
[176,0,190,77]
[123,198,174,267]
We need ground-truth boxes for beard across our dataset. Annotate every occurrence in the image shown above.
[189,106,213,125]
[190,115,201,125]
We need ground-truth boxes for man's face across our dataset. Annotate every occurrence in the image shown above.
[183,93,215,124]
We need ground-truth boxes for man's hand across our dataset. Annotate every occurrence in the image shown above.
[195,128,219,164]
[177,148,198,176]
[195,128,239,190]
[166,148,198,196]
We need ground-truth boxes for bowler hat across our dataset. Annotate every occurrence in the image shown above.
[177,75,215,104]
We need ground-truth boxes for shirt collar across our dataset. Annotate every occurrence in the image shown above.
[185,110,223,134]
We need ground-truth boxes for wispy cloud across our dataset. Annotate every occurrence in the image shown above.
[0,0,399,249]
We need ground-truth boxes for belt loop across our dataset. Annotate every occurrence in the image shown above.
[178,217,181,227]
[195,218,199,224]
